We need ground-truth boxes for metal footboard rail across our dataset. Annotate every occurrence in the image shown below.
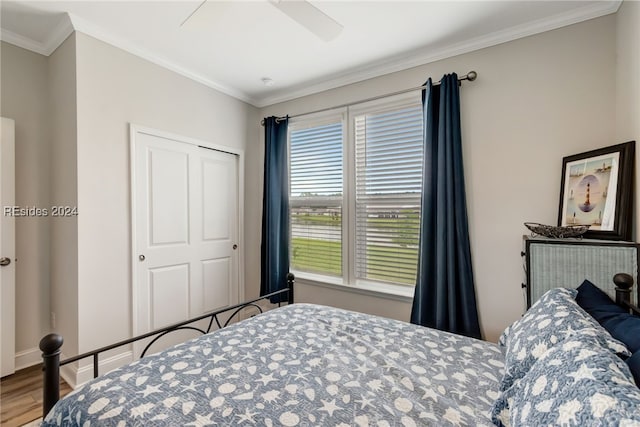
[39,273,294,417]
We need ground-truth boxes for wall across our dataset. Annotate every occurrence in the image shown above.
[254,15,618,341]
[73,33,257,357]
[0,41,51,367]
[48,34,79,361]
[616,1,640,240]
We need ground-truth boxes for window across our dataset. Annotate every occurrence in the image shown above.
[289,120,343,277]
[354,105,423,285]
[288,95,423,293]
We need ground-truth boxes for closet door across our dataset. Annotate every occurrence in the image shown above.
[132,127,239,343]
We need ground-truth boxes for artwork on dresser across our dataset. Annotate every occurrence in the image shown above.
[558,141,634,241]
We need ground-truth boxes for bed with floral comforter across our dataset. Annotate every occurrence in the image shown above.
[42,303,505,426]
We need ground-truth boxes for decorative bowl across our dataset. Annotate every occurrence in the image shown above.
[524,222,590,239]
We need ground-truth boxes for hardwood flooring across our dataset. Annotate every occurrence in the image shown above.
[1,365,71,427]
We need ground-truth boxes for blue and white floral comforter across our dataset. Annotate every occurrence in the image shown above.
[42,304,504,426]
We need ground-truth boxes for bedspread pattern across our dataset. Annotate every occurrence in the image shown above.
[43,304,504,426]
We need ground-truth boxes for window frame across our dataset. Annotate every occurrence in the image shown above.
[288,109,348,283]
[287,92,422,299]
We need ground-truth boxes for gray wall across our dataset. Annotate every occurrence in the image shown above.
[616,1,640,239]
[1,41,51,367]
[48,34,79,361]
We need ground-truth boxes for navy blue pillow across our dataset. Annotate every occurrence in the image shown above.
[576,279,627,323]
[627,351,640,387]
[602,313,640,353]
[577,279,640,353]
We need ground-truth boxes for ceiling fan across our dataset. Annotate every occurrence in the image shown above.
[182,0,343,42]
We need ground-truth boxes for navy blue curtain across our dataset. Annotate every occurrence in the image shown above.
[410,74,481,339]
[260,117,290,303]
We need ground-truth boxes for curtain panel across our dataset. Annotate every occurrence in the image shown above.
[410,74,482,339]
[260,117,290,303]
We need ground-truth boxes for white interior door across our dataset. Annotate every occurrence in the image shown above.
[1,118,16,377]
[132,128,240,339]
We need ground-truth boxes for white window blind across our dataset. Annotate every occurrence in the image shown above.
[289,122,343,277]
[354,105,423,286]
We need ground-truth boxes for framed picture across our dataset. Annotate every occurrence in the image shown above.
[558,141,635,241]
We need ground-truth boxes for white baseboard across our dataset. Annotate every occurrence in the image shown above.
[59,360,76,389]
[59,350,133,389]
[15,347,41,371]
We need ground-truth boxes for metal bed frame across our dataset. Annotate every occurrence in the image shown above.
[39,273,295,417]
[615,273,640,315]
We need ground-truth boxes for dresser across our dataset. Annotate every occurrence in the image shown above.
[522,236,640,307]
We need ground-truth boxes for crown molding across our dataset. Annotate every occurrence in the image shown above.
[1,27,48,55]
[254,0,622,107]
[66,13,257,105]
[44,14,74,55]
[0,0,622,108]
[0,13,73,55]
[0,11,257,105]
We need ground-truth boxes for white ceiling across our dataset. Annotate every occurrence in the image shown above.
[0,0,622,107]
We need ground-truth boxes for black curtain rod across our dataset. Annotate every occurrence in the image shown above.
[261,70,477,126]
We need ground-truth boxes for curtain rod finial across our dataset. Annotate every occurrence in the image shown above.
[467,71,477,81]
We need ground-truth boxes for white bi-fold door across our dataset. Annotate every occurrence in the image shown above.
[132,126,241,339]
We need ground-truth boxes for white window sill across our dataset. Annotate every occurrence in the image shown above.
[291,271,415,303]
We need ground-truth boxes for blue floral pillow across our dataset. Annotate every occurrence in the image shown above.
[499,288,630,391]
[498,288,578,348]
[492,333,640,426]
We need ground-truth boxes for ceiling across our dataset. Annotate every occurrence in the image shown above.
[0,1,622,107]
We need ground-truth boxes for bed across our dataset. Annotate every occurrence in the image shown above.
[40,273,640,426]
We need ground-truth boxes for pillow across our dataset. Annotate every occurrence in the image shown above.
[577,279,640,353]
[492,333,640,427]
[499,287,630,391]
[626,351,640,387]
[576,279,627,323]
[498,287,578,347]
[601,314,640,354]
[497,324,510,347]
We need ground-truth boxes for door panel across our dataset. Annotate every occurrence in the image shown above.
[133,128,239,345]
[149,264,190,329]
[149,148,190,246]
[202,258,230,313]
[202,158,232,241]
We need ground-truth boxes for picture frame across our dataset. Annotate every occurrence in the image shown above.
[558,141,635,241]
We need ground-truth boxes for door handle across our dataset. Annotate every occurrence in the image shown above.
[0,257,11,266]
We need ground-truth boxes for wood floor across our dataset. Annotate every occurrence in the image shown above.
[1,365,71,427]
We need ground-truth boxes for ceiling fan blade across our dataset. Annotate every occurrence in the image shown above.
[181,0,231,29]
[269,0,343,42]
